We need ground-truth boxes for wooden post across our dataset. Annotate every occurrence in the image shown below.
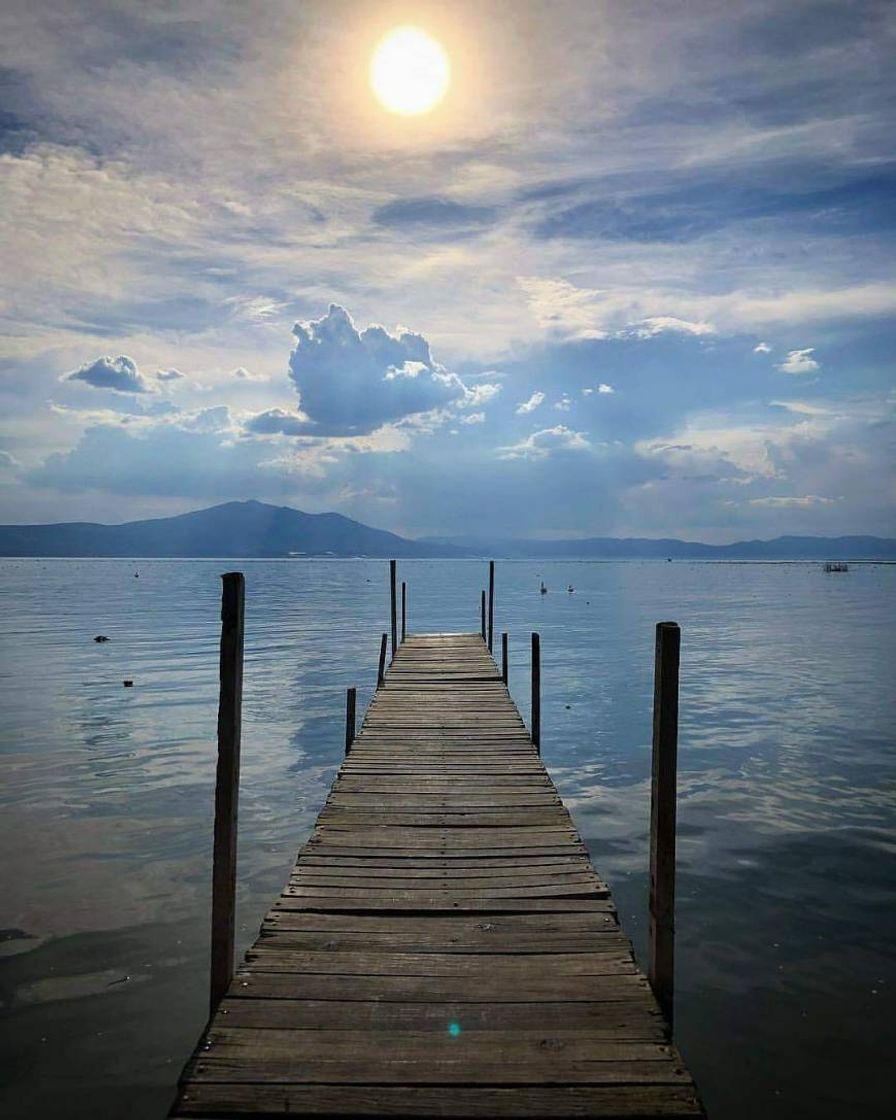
[531,632,540,754]
[501,631,508,685]
[376,632,388,690]
[389,560,397,661]
[345,687,357,755]
[649,621,680,1029]
[401,581,407,643]
[480,590,486,640]
[210,571,244,1016]
[487,560,495,653]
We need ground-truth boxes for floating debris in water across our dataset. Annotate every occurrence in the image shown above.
[94,635,109,643]
[123,680,134,687]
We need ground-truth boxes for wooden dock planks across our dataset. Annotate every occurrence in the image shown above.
[171,633,703,1119]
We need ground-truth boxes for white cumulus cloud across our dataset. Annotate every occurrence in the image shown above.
[777,348,820,375]
[287,305,477,436]
[499,425,591,460]
[754,342,771,354]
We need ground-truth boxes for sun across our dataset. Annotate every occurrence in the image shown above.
[370,26,451,116]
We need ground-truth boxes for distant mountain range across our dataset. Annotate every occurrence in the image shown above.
[0,501,463,558]
[0,500,893,559]
[420,533,896,560]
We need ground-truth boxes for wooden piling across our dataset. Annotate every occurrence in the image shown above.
[345,687,357,755]
[209,571,244,1016]
[401,581,407,643]
[649,621,680,1028]
[488,560,495,653]
[531,631,541,754]
[389,560,397,660]
[376,632,388,690]
[480,590,486,640]
[501,630,508,684]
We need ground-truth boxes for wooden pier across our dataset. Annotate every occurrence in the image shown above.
[171,625,703,1118]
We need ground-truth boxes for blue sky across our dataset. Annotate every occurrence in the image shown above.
[0,0,893,540]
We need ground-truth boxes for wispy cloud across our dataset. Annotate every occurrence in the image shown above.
[516,391,545,414]
[747,495,836,508]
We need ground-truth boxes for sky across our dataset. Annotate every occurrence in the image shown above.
[0,0,894,541]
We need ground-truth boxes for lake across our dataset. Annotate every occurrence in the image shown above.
[0,558,893,1118]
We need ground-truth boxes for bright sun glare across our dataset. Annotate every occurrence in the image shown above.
[370,26,451,116]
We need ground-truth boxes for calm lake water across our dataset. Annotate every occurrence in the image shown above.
[0,558,893,1118]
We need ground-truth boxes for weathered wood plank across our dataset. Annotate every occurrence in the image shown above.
[172,1084,702,1117]
[170,631,702,1120]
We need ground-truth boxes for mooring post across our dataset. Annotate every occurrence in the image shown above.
[389,560,397,660]
[377,632,388,689]
[480,590,486,640]
[401,581,407,643]
[531,631,541,754]
[501,631,508,685]
[649,621,680,1029]
[210,571,244,1016]
[345,687,357,755]
[487,560,495,653]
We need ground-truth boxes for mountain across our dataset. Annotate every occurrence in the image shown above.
[0,501,468,558]
[0,502,892,559]
[419,534,896,560]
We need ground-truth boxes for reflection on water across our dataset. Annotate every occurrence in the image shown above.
[0,558,893,1118]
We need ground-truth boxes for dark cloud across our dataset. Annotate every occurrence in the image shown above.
[63,355,150,394]
[27,421,278,499]
[287,305,473,436]
[532,172,896,243]
[245,408,309,436]
[372,197,497,230]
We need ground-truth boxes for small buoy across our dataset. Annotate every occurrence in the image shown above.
[123,679,133,687]
[134,572,139,578]
[565,704,571,709]
[94,635,109,643]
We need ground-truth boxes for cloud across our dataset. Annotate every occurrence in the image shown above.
[553,395,572,411]
[287,305,473,436]
[747,495,836,508]
[583,383,615,395]
[245,408,312,436]
[459,382,502,408]
[232,366,267,381]
[777,348,820,375]
[632,316,715,338]
[460,412,485,425]
[63,355,150,394]
[372,198,496,229]
[0,450,21,473]
[156,368,185,381]
[499,425,591,460]
[754,342,771,354]
[516,391,545,414]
